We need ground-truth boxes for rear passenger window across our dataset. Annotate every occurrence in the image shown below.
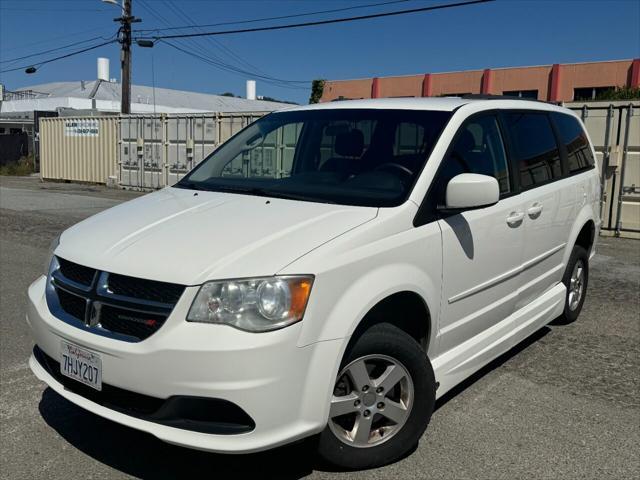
[436,115,511,203]
[503,113,562,189]
[552,113,595,173]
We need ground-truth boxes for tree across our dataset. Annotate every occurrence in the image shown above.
[595,86,640,101]
[309,79,325,104]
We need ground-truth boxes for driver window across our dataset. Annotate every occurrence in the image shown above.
[436,115,511,203]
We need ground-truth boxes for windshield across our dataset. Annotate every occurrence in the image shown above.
[176,109,452,207]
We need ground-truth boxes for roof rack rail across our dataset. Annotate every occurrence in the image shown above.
[460,94,559,105]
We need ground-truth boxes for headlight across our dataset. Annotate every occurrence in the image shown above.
[187,276,314,332]
[44,234,61,276]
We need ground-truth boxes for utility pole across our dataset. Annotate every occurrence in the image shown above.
[114,0,140,114]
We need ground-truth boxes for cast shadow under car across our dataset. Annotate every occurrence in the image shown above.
[37,388,317,480]
[37,326,550,478]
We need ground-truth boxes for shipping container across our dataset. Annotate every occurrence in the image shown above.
[40,116,118,183]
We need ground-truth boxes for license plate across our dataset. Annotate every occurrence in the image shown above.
[60,341,102,391]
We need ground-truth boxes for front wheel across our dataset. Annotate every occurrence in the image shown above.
[317,323,436,469]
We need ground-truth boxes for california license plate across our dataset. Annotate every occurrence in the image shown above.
[60,341,102,391]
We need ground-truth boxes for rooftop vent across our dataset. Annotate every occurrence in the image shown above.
[97,57,110,82]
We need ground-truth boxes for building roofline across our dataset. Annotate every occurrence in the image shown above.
[324,58,637,83]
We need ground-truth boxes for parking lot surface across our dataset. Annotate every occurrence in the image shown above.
[1,176,638,479]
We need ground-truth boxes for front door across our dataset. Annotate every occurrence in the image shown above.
[433,114,525,355]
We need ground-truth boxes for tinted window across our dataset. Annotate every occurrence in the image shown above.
[435,115,510,203]
[179,109,451,207]
[503,113,562,188]
[552,113,595,173]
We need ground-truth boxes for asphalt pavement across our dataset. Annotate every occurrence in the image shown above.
[1,176,638,480]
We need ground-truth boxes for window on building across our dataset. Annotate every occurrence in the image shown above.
[552,113,595,173]
[435,115,511,203]
[573,86,615,101]
[502,113,562,188]
[503,90,539,99]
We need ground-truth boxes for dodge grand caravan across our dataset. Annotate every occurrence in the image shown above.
[27,97,600,469]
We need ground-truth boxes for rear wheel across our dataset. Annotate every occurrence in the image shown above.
[317,323,435,469]
[556,245,589,324]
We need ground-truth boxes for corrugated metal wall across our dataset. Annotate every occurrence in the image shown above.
[40,117,118,183]
[118,113,266,189]
[567,101,639,237]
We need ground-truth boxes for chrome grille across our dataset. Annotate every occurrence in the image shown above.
[46,256,186,342]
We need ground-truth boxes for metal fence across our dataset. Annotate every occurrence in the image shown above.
[566,101,639,236]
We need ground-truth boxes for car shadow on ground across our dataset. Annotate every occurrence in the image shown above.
[38,326,551,478]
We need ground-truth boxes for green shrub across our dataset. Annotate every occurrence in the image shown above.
[0,155,35,176]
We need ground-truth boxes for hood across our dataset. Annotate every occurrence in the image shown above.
[55,187,378,285]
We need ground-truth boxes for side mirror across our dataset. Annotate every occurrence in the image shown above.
[442,173,499,211]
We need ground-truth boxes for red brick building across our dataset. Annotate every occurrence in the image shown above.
[320,59,640,103]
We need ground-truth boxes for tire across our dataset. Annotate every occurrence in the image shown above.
[555,245,589,324]
[317,323,436,470]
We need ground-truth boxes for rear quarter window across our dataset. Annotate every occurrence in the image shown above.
[552,113,595,174]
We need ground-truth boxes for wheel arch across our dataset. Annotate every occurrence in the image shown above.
[563,204,597,266]
[346,290,433,355]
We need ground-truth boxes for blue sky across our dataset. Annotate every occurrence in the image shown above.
[1,0,639,104]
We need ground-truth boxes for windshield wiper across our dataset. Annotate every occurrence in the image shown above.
[258,188,336,204]
[177,181,334,204]
[219,185,335,204]
[176,181,208,191]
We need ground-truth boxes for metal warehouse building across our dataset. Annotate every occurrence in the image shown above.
[320,59,640,103]
[1,80,288,115]
[0,58,290,164]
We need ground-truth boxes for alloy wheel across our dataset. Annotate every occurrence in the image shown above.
[328,354,414,448]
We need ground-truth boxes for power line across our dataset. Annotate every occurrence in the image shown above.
[137,0,495,41]
[0,40,117,74]
[137,0,243,75]
[162,0,269,77]
[134,0,415,33]
[0,26,114,53]
[160,40,309,90]
[0,7,112,12]
[138,0,306,90]
[0,34,116,65]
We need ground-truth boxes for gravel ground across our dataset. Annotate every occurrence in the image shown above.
[1,176,638,480]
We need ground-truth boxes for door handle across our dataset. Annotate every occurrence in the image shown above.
[506,211,525,227]
[527,202,543,219]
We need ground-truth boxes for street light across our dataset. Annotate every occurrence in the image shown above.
[101,0,123,13]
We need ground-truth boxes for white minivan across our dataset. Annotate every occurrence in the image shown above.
[28,97,600,469]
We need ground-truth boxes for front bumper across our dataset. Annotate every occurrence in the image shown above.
[26,276,345,453]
